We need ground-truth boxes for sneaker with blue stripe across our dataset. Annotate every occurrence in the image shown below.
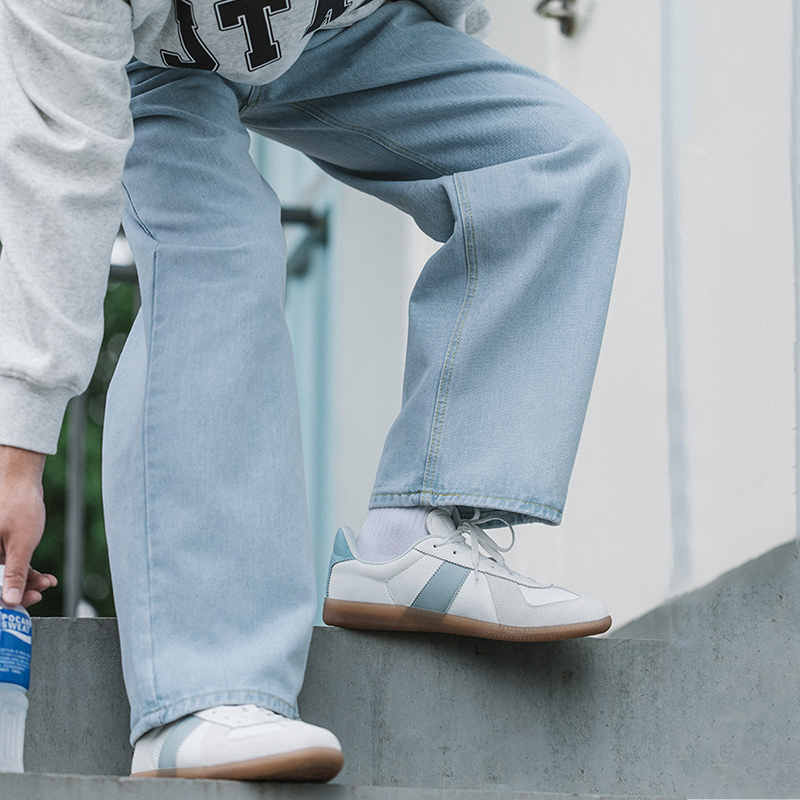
[130,705,343,781]
[323,508,611,641]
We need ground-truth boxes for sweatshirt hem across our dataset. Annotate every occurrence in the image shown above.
[0,374,75,455]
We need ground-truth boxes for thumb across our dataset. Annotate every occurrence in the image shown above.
[2,550,32,606]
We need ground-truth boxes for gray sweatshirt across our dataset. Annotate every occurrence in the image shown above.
[0,0,490,454]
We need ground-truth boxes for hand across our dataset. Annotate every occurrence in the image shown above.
[0,445,57,607]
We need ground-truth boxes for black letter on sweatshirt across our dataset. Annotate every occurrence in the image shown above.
[304,0,353,37]
[161,0,219,71]
[215,0,291,72]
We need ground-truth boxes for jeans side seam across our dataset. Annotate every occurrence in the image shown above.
[370,490,564,517]
[290,101,451,176]
[142,245,160,716]
[421,172,478,491]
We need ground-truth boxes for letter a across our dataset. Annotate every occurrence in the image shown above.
[304,0,353,36]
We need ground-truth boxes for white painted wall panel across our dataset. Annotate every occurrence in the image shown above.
[676,0,795,585]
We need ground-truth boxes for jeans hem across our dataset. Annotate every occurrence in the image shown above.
[129,690,300,746]
[368,490,563,526]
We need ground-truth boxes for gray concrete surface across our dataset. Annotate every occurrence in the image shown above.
[300,631,674,796]
[0,773,677,800]
[25,617,130,776]
[22,620,676,797]
[615,540,800,798]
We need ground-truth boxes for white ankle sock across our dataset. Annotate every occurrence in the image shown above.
[356,507,431,561]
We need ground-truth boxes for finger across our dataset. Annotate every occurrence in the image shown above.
[26,570,57,591]
[21,589,43,608]
[27,576,53,593]
[2,548,34,606]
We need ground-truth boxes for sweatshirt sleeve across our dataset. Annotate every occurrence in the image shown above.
[0,0,135,454]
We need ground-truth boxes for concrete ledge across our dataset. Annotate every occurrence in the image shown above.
[26,618,129,777]
[616,541,800,797]
[300,630,674,796]
[23,620,676,796]
[0,773,677,800]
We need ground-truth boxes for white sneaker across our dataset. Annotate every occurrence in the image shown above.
[324,508,611,641]
[130,705,344,782]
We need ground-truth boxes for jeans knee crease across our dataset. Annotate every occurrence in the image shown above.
[291,101,451,176]
[122,182,155,239]
[238,85,264,118]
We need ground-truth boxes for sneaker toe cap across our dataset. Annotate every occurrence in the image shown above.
[514,583,610,628]
[276,719,343,753]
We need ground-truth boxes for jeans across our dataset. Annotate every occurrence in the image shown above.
[102,0,629,744]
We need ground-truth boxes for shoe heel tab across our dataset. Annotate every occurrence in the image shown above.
[331,527,358,564]
[326,527,357,596]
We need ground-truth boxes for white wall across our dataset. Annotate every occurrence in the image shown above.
[329,0,796,629]
[672,1,794,587]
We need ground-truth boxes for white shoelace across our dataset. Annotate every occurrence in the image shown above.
[432,509,517,582]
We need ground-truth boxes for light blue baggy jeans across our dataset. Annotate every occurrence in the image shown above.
[102,1,630,744]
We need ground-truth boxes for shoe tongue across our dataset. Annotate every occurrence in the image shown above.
[425,509,457,538]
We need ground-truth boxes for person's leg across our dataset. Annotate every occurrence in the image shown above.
[102,61,320,750]
[243,1,629,528]
[237,1,628,638]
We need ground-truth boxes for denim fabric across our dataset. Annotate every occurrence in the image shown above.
[102,0,629,744]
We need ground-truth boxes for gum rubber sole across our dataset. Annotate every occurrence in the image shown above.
[131,747,344,782]
[323,598,612,642]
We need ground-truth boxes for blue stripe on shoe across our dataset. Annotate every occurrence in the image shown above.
[158,715,204,770]
[411,561,470,614]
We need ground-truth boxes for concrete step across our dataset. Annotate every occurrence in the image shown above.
[19,621,675,797]
[0,773,675,800]
[614,540,800,798]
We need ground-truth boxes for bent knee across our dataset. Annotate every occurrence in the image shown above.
[575,117,631,194]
